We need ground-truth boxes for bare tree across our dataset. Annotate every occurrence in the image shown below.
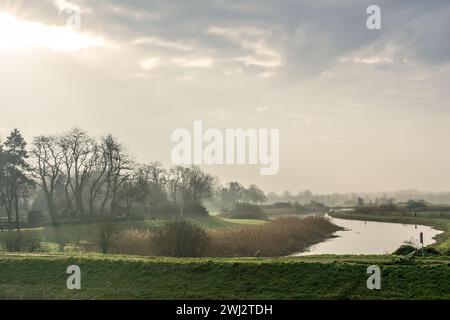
[188,166,215,206]
[31,135,63,224]
[99,135,132,215]
[86,143,108,217]
[136,162,167,209]
[168,166,215,217]
[168,166,190,217]
[59,128,96,219]
[118,166,149,220]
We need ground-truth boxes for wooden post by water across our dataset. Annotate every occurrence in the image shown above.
[419,232,424,257]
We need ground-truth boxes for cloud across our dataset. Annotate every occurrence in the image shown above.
[133,36,193,51]
[18,0,450,79]
[140,56,214,70]
[171,57,213,68]
[339,56,394,65]
[209,26,282,69]
[54,0,80,13]
[140,56,213,70]
[140,57,164,70]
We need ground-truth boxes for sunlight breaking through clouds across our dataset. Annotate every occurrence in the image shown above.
[0,11,106,51]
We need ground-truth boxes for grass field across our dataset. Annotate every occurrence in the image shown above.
[1,253,450,299]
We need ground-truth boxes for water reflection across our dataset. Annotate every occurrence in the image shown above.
[296,214,443,256]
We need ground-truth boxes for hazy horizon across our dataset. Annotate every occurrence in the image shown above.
[1,0,450,194]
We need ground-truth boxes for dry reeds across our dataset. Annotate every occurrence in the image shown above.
[207,216,341,257]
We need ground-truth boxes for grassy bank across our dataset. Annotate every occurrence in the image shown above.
[329,211,450,251]
[1,253,450,299]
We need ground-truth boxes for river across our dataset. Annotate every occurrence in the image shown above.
[296,214,443,256]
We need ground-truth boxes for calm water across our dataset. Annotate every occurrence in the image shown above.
[296,214,443,256]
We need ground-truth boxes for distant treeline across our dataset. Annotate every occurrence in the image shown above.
[266,190,450,207]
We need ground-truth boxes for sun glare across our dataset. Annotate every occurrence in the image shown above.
[0,11,105,51]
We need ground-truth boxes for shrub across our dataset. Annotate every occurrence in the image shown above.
[393,245,417,256]
[183,205,209,217]
[112,229,155,256]
[152,220,211,257]
[28,210,47,228]
[0,230,42,252]
[92,215,121,254]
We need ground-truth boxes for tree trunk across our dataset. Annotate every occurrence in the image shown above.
[126,199,131,220]
[100,183,111,214]
[6,199,12,227]
[14,195,20,230]
[110,195,117,216]
[88,197,95,217]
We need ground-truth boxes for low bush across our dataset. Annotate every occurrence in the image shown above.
[152,220,211,257]
[0,230,42,252]
[183,205,209,217]
[28,210,47,228]
[112,229,155,256]
[393,245,417,256]
[92,215,121,254]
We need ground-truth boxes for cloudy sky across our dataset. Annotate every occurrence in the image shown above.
[1,0,450,194]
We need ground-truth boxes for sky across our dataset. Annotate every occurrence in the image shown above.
[0,0,450,194]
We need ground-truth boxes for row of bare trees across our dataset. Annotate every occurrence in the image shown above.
[30,129,132,223]
[1,128,218,228]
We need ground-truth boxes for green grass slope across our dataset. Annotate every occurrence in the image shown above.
[1,253,450,300]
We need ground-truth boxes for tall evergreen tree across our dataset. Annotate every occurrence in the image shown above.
[1,129,34,229]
